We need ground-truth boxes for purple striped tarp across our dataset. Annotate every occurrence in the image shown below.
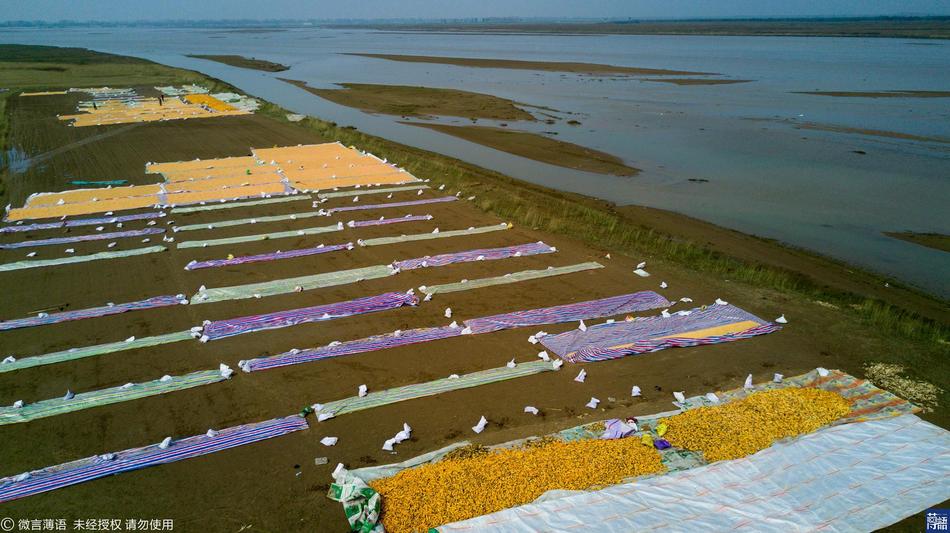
[185,243,352,271]
[394,241,556,271]
[566,323,782,362]
[0,221,61,233]
[0,295,184,332]
[327,196,457,214]
[242,292,670,372]
[0,415,308,503]
[65,212,165,227]
[242,325,461,372]
[202,291,419,341]
[539,303,780,363]
[0,212,164,234]
[347,214,431,228]
[0,228,165,249]
[463,291,671,334]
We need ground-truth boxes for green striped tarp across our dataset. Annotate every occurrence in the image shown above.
[190,265,393,304]
[316,360,558,417]
[361,223,509,247]
[173,209,326,232]
[317,185,428,200]
[171,194,312,214]
[420,262,604,296]
[176,223,341,249]
[0,246,166,272]
[0,331,193,374]
[0,368,230,425]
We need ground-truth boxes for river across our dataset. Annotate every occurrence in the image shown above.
[2,27,949,297]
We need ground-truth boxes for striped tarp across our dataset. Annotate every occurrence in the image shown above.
[0,228,165,249]
[0,368,230,425]
[0,415,308,503]
[393,242,554,271]
[420,262,603,296]
[202,291,418,341]
[0,295,184,332]
[242,326,461,372]
[188,226,516,304]
[242,292,668,373]
[327,196,457,213]
[0,221,62,233]
[463,291,672,334]
[176,223,342,249]
[360,223,509,248]
[184,243,352,271]
[1,212,164,233]
[173,209,325,232]
[315,360,558,417]
[69,211,163,226]
[170,194,311,214]
[190,265,394,305]
[348,214,431,227]
[0,331,193,374]
[317,185,428,199]
[0,246,167,272]
[540,303,781,363]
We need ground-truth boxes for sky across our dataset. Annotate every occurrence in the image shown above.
[3,0,950,22]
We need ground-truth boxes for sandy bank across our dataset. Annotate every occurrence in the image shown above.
[887,232,950,253]
[188,54,289,72]
[407,122,639,177]
[793,90,950,98]
[347,53,714,76]
[281,79,535,121]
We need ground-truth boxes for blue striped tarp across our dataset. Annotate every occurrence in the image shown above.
[540,303,780,363]
[202,291,419,340]
[0,295,184,332]
[463,291,671,334]
[327,196,457,213]
[0,228,165,249]
[242,292,670,372]
[0,415,308,503]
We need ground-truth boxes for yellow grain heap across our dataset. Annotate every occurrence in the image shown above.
[370,438,665,533]
[664,387,851,463]
[182,93,236,112]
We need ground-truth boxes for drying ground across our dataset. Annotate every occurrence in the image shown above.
[0,45,947,532]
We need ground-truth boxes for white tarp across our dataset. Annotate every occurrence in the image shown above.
[440,414,950,532]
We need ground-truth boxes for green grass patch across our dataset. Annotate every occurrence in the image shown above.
[0,44,213,91]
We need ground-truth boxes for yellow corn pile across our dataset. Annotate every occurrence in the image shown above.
[664,387,851,462]
[183,93,236,112]
[370,438,665,532]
